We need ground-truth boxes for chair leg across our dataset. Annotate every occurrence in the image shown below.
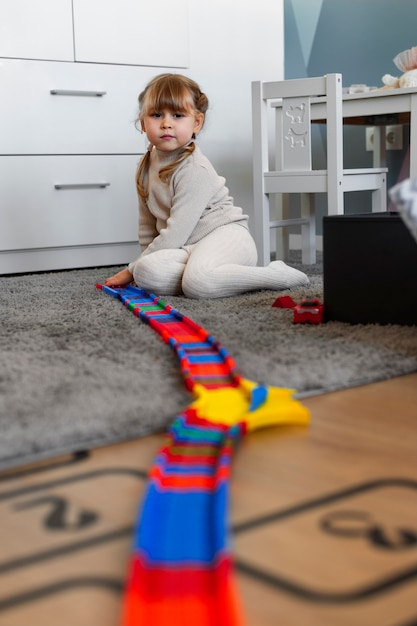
[261,195,272,265]
[275,194,290,261]
[254,193,272,266]
[371,176,387,212]
[300,193,316,264]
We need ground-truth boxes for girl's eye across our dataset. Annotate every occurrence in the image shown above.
[149,111,186,119]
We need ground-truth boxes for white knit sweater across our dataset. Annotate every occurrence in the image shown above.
[128,144,248,270]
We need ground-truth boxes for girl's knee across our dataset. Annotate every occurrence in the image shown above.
[181,279,205,299]
[134,257,184,295]
[182,271,218,299]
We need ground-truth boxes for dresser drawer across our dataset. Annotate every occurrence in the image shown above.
[0,60,170,154]
[0,0,74,62]
[0,0,189,67]
[0,155,141,250]
[72,0,189,67]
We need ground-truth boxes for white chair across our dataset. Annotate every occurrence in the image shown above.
[251,73,388,265]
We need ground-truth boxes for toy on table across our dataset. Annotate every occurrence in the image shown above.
[96,283,310,626]
[382,45,417,89]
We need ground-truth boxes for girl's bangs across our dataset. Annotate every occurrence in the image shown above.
[145,81,195,115]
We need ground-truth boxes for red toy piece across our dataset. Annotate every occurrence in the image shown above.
[293,298,324,324]
[272,295,297,309]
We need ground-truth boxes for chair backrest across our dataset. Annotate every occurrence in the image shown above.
[252,73,344,197]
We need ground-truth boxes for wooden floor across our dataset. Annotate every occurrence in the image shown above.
[0,372,416,626]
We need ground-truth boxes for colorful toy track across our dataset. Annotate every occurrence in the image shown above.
[96,283,310,626]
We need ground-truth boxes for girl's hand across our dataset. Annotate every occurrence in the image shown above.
[104,268,133,287]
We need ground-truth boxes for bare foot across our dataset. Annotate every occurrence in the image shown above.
[104,268,133,287]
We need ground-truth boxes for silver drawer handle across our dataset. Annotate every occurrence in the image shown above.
[54,183,110,190]
[50,89,107,97]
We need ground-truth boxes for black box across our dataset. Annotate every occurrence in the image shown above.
[323,212,417,325]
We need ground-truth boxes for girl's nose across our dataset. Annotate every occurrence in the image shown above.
[161,115,172,128]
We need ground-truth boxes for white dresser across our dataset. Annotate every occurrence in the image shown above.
[0,0,189,273]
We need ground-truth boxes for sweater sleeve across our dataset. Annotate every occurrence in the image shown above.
[138,195,158,253]
[127,192,158,273]
[140,161,216,256]
[127,195,158,272]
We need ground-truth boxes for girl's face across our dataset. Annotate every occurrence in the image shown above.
[141,107,204,152]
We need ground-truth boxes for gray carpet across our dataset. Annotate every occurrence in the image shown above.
[1,256,416,470]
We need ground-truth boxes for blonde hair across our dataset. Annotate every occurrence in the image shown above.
[135,74,209,199]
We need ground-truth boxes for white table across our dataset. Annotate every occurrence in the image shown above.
[311,86,417,178]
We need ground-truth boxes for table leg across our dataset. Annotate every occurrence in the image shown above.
[372,126,387,168]
[410,93,417,178]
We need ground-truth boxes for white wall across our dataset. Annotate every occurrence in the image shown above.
[186,0,284,227]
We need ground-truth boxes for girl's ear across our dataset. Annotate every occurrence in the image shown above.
[194,113,204,135]
[140,120,146,133]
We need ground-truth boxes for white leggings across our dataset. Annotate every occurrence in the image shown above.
[131,224,309,299]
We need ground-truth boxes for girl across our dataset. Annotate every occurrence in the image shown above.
[104,73,309,298]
